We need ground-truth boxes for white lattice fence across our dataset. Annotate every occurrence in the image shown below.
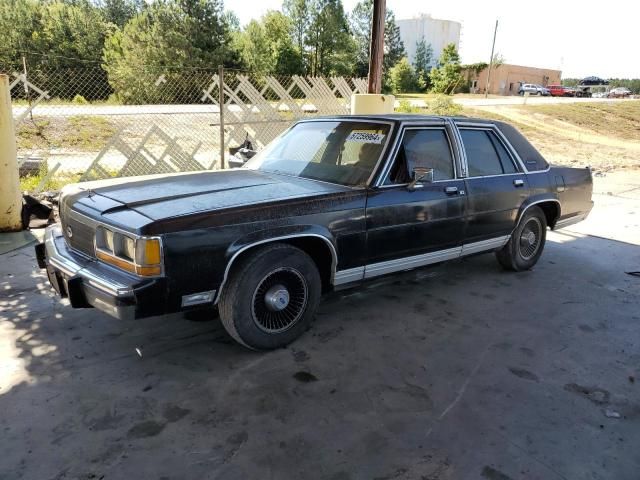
[9,66,367,186]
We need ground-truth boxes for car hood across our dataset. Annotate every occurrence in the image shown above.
[68,169,351,222]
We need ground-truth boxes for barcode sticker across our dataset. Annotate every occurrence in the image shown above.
[346,132,386,144]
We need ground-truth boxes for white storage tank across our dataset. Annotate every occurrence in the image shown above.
[396,14,462,68]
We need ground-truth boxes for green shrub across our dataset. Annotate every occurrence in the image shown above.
[395,99,422,114]
[427,95,462,116]
[389,58,418,94]
[72,94,89,104]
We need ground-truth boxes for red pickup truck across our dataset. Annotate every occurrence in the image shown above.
[547,85,575,97]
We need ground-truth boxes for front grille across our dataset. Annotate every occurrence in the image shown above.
[59,197,96,258]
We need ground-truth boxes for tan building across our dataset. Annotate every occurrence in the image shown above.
[468,64,562,96]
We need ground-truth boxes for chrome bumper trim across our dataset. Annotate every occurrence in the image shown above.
[44,225,133,298]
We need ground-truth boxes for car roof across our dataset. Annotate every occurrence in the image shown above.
[307,114,496,124]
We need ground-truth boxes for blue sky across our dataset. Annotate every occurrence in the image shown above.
[227,0,639,78]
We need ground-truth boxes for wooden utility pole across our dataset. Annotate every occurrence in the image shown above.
[367,0,386,94]
[484,19,498,98]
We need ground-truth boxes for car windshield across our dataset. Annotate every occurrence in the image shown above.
[244,120,391,186]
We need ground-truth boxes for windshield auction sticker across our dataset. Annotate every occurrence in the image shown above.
[346,131,386,144]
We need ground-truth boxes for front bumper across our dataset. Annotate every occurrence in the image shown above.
[36,224,165,320]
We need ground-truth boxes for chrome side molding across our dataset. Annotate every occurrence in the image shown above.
[333,235,512,285]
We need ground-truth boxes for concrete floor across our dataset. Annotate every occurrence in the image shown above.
[1,173,639,480]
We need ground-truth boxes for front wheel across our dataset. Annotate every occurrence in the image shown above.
[218,244,321,350]
[496,206,547,271]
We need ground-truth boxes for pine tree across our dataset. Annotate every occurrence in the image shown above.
[413,36,433,91]
[429,43,463,94]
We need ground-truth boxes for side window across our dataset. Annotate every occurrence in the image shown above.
[461,129,517,177]
[387,129,454,184]
[487,131,517,173]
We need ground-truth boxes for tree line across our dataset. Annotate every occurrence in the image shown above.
[0,0,468,102]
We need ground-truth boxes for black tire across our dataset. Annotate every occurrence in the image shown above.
[496,206,547,271]
[218,243,321,350]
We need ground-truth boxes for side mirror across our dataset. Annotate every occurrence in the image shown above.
[407,167,433,191]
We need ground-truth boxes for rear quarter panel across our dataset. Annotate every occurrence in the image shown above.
[552,167,594,222]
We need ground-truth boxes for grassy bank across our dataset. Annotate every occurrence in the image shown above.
[465,101,640,172]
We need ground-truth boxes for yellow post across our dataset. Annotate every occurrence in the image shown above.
[351,94,395,114]
[0,74,22,232]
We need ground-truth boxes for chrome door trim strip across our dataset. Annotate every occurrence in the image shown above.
[334,266,365,285]
[333,235,516,285]
[364,246,462,279]
[461,236,510,256]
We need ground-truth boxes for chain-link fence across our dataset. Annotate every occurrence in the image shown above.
[5,64,367,191]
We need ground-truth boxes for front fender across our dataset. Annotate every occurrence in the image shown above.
[226,224,337,259]
[214,225,338,304]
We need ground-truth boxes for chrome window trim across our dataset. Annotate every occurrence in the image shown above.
[271,117,397,188]
[464,172,525,180]
[214,233,338,304]
[457,125,526,175]
[446,118,468,177]
[375,122,459,187]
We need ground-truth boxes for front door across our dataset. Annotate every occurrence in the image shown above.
[364,125,467,278]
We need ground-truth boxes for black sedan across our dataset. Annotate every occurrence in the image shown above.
[37,115,594,350]
[579,76,609,86]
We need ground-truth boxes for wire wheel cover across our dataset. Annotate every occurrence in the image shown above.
[519,217,542,260]
[251,267,308,333]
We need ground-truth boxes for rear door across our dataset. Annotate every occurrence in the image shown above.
[457,124,530,247]
[364,122,466,272]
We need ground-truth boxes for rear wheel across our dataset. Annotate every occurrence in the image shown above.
[496,206,547,271]
[218,244,321,350]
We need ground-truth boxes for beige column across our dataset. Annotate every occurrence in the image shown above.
[0,74,21,232]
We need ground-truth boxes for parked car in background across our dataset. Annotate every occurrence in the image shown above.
[36,115,594,350]
[579,76,608,86]
[592,91,608,98]
[518,84,550,96]
[608,87,632,98]
[547,85,575,97]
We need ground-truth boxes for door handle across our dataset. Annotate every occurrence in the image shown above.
[444,186,459,195]
[513,179,525,187]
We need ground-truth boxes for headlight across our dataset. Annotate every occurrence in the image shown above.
[104,229,115,253]
[122,236,135,261]
[95,226,162,277]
